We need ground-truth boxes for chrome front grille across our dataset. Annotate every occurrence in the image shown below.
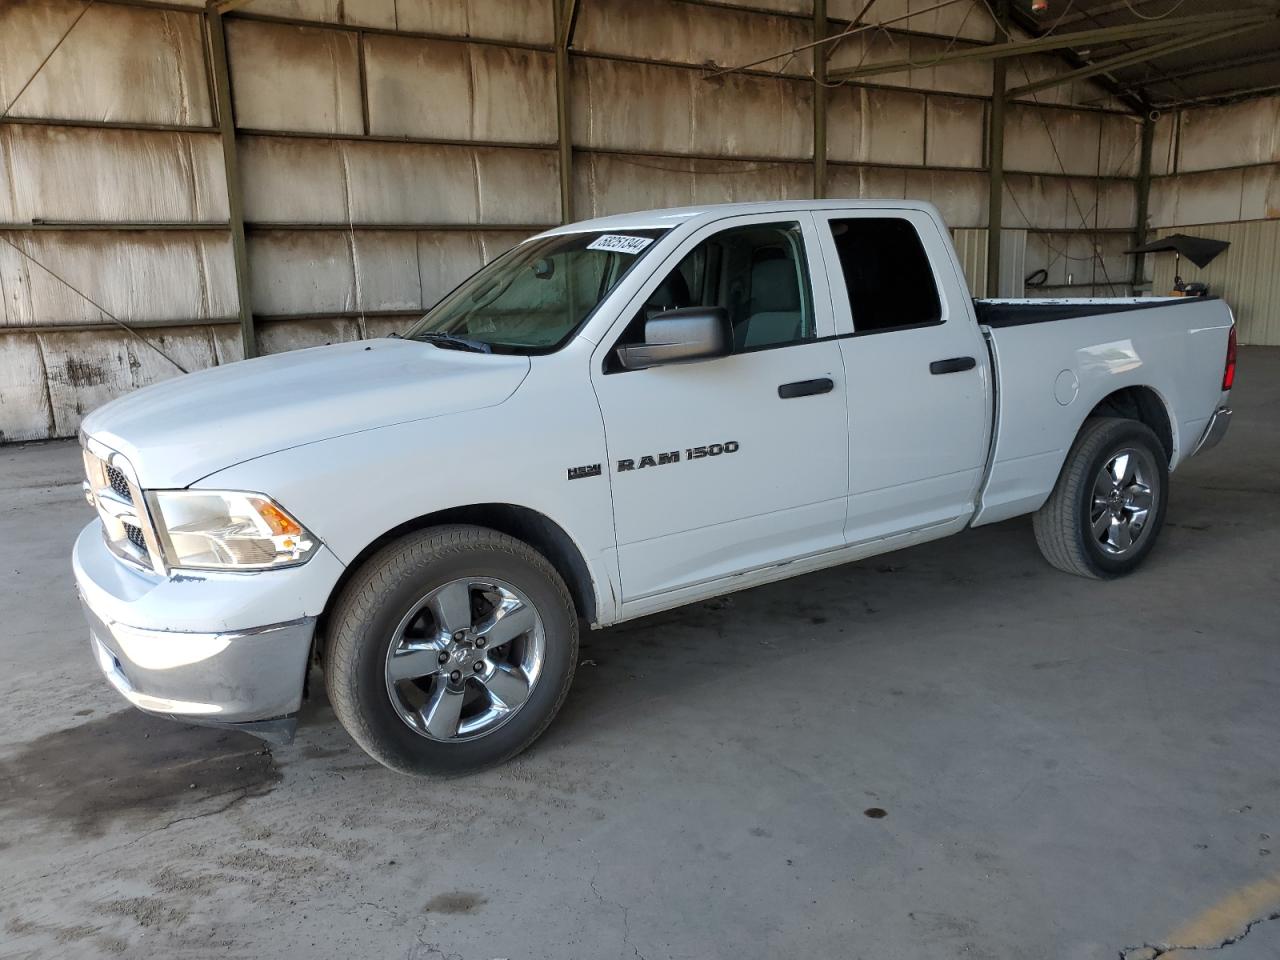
[106,464,132,503]
[82,441,163,574]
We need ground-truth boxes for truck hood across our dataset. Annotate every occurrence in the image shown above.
[80,338,530,487]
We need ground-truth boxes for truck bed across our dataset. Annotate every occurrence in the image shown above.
[971,295,1234,527]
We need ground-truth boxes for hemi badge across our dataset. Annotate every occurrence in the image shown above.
[567,464,602,480]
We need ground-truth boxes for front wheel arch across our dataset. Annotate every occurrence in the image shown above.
[315,504,600,662]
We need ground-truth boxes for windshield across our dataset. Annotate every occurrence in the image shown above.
[404,229,668,354]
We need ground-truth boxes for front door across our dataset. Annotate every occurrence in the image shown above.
[591,213,850,603]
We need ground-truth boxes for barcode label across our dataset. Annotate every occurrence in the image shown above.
[586,234,655,255]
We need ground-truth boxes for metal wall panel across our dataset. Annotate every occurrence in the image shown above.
[248,229,531,316]
[951,227,1026,296]
[1022,231,1131,292]
[0,125,228,224]
[0,2,211,125]
[825,165,991,228]
[0,333,55,442]
[364,36,556,143]
[1004,103,1101,177]
[575,0,813,77]
[226,20,364,135]
[1149,168,1247,228]
[696,0,809,15]
[1176,97,1280,173]
[1009,53,1129,113]
[0,231,236,326]
[391,0,554,45]
[826,86,926,167]
[255,317,363,355]
[904,168,989,227]
[236,0,398,29]
[238,137,560,225]
[925,96,986,169]
[1150,220,1280,346]
[36,327,220,437]
[826,31,992,97]
[834,0,996,42]
[574,153,811,218]
[573,58,813,160]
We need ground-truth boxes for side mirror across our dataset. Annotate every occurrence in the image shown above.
[616,306,732,371]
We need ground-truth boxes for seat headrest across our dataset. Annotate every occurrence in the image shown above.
[749,258,800,314]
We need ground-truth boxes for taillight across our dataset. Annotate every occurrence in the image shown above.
[1223,325,1237,391]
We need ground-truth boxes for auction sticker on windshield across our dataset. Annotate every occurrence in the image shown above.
[586,234,655,255]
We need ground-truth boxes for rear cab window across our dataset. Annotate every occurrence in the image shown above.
[826,218,943,335]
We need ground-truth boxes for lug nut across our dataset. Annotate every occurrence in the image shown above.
[437,651,449,664]
[449,670,461,682]
[475,637,487,648]
[453,631,466,642]
[473,662,484,672]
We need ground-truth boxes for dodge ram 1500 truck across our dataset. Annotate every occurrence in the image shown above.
[74,200,1236,775]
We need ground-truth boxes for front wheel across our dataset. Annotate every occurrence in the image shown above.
[1033,417,1169,579]
[324,525,578,776]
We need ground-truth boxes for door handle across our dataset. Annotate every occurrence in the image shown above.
[778,377,834,399]
[929,356,976,375]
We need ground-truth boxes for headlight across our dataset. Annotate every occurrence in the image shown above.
[149,490,317,571]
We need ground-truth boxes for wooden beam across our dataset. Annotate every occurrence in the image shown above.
[206,5,256,359]
[1130,113,1155,294]
[554,0,574,223]
[985,0,1007,300]
[813,0,827,198]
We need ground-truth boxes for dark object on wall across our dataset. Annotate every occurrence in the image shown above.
[1126,234,1231,269]
[1127,233,1231,296]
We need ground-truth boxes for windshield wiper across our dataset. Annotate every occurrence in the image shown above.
[414,332,492,354]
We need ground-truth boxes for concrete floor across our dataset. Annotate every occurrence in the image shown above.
[2,349,1278,960]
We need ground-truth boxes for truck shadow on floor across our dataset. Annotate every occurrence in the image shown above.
[0,709,279,838]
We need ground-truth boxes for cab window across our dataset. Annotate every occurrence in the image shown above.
[620,221,816,355]
[828,218,942,334]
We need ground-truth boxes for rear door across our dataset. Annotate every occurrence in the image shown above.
[591,213,850,603]
[812,210,992,544]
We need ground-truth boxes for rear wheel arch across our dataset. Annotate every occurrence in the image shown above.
[1083,385,1175,465]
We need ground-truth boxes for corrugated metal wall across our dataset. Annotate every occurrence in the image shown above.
[1148,94,1280,346]
[1,0,1144,441]
[1150,221,1280,347]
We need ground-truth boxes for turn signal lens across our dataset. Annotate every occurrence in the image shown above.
[255,499,303,537]
[1223,325,1237,391]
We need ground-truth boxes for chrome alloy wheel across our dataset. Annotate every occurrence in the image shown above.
[384,578,546,742]
[1090,447,1158,557]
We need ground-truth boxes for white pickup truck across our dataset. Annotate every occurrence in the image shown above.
[74,200,1236,775]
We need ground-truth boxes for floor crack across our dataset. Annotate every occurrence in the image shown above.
[589,861,647,960]
[1120,911,1280,958]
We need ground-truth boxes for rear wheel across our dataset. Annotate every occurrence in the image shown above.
[325,525,578,776]
[1033,417,1168,579]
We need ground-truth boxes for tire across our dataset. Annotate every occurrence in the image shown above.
[1033,417,1169,580]
[324,524,578,776]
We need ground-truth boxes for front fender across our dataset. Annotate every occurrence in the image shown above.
[199,367,618,625]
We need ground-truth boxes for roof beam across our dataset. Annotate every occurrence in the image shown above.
[827,9,1275,81]
[1006,21,1269,99]
[1046,0,1225,29]
[1114,46,1280,94]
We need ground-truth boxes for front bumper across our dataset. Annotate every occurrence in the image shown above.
[1192,405,1233,457]
[73,521,345,741]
